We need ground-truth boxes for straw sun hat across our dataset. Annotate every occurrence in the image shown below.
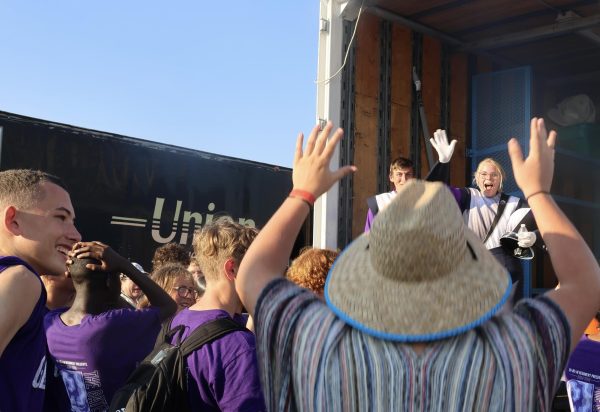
[324,180,511,342]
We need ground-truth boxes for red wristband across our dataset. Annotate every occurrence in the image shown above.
[289,189,316,206]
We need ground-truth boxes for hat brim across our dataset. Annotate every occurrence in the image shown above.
[324,228,511,342]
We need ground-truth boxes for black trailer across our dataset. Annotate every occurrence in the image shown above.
[0,111,310,269]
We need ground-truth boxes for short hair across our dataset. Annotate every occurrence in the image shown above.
[67,256,116,287]
[286,247,338,295]
[0,169,67,209]
[151,243,191,271]
[193,217,258,281]
[138,263,193,308]
[389,157,414,174]
[473,158,506,192]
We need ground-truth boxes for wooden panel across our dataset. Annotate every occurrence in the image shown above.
[449,52,468,187]
[417,1,554,34]
[420,36,442,177]
[352,12,381,239]
[390,24,413,163]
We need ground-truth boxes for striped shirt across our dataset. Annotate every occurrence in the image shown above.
[255,279,570,411]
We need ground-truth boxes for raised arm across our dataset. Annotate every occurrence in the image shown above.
[236,122,356,316]
[426,129,457,183]
[70,241,177,320]
[508,117,600,351]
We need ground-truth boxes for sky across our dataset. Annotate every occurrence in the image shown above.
[0,1,320,167]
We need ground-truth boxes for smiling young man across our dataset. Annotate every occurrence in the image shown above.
[364,130,457,232]
[0,169,81,412]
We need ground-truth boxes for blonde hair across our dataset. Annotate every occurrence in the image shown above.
[286,247,338,295]
[193,217,258,281]
[138,263,193,308]
[473,158,506,192]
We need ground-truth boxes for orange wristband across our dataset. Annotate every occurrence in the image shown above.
[289,189,316,206]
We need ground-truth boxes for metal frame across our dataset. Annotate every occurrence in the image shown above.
[461,13,600,51]
[410,31,423,176]
[338,19,357,248]
[377,20,392,194]
[440,44,450,132]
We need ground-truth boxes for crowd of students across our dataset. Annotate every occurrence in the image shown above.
[0,117,599,411]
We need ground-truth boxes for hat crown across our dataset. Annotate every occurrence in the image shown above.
[370,181,468,282]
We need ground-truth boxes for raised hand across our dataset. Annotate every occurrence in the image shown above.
[508,118,556,199]
[430,129,457,164]
[68,241,129,274]
[292,121,356,200]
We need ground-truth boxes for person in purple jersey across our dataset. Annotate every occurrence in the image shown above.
[0,169,82,412]
[44,242,177,412]
[170,217,266,411]
[565,312,600,411]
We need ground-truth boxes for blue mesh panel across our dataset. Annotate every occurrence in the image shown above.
[472,66,531,195]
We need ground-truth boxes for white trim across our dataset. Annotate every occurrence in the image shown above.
[313,0,346,248]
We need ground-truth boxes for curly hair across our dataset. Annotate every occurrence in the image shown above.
[286,247,338,295]
[193,217,258,282]
[138,263,194,309]
[0,169,66,209]
[151,243,191,272]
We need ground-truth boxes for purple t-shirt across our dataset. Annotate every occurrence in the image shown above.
[0,256,47,412]
[170,308,266,412]
[565,335,600,411]
[44,307,161,411]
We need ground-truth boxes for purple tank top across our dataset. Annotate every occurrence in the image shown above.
[0,256,47,412]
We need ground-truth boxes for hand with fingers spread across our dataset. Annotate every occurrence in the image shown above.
[508,118,556,199]
[68,241,130,274]
[292,121,357,201]
[430,129,457,164]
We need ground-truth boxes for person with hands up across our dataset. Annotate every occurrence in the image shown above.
[430,127,540,301]
[364,129,456,232]
[44,241,176,412]
[235,119,576,410]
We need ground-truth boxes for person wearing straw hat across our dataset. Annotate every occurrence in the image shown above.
[235,119,600,410]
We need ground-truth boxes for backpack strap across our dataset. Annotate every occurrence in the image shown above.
[180,317,245,357]
[153,316,178,350]
[483,192,510,243]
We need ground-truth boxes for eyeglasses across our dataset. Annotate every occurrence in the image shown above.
[479,171,500,179]
[172,286,198,299]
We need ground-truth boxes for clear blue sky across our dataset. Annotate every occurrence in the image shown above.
[0,1,320,167]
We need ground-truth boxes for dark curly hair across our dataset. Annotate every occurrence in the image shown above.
[151,243,191,272]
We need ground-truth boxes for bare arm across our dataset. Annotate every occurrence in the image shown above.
[0,266,41,356]
[70,241,177,320]
[508,118,600,351]
[236,122,356,317]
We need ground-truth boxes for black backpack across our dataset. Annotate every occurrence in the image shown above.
[109,317,245,412]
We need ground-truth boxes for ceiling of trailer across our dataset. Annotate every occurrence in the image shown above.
[364,0,600,80]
